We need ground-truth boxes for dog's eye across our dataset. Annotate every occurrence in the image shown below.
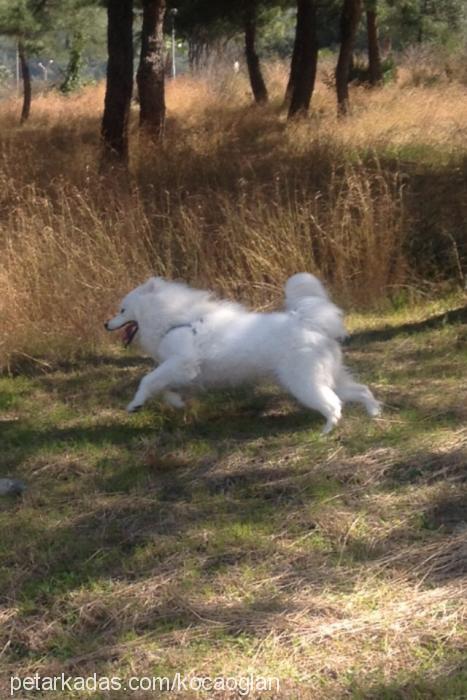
[120,308,125,314]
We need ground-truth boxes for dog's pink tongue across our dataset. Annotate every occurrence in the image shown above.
[121,327,130,344]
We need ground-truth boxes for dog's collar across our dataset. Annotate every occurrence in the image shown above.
[163,319,203,338]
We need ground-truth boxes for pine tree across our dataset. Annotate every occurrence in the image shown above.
[287,0,318,119]
[335,0,362,116]
[101,0,134,165]
[366,0,382,85]
[137,0,166,139]
[0,0,49,123]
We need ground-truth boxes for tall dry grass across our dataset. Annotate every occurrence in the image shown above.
[0,66,466,369]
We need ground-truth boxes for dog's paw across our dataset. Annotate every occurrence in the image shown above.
[369,402,382,418]
[127,401,143,413]
[164,391,186,409]
[322,417,340,435]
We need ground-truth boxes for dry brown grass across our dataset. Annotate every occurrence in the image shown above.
[0,67,465,370]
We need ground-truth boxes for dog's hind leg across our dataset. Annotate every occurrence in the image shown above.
[127,358,198,413]
[335,370,381,417]
[278,370,342,434]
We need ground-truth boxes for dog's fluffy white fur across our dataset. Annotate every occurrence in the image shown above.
[105,273,380,433]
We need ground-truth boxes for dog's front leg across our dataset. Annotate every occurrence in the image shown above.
[127,358,198,413]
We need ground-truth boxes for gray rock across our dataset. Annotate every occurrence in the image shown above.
[0,478,26,496]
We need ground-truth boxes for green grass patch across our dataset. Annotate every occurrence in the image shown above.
[0,300,466,698]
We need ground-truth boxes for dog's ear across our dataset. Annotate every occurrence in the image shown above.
[140,276,164,294]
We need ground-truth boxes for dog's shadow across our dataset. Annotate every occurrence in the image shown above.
[167,387,324,441]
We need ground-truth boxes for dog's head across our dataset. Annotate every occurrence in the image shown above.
[104,277,164,347]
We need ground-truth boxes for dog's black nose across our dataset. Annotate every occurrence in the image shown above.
[104,321,109,330]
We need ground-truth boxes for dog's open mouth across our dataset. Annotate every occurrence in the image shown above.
[121,321,139,347]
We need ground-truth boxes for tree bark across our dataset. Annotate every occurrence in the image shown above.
[188,37,201,72]
[288,0,318,119]
[244,6,268,104]
[284,11,302,107]
[335,0,362,116]
[18,40,31,125]
[137,0,166,140]
[366,8,382,85]
[101,0,134,164]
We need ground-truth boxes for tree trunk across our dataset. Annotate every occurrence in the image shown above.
[366,8,382,85]
[18,40,31,125]
[188,28,208,73]
[188,38,201,72]
[335,0,362,116]
[244,6,268,104]
[101,0,134,164]
[284,11,302,107]
[288,0,318,119]
[137,0,166,140]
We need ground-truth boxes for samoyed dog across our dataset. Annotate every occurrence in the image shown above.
[104,273,381,433]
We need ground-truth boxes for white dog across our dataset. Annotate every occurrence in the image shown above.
[104,273,381,433]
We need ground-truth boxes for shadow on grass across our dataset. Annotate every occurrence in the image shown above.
[346,305,467,347]
[1,421,150,471]
[347,658,467,700]
[1,346,466,672]
[1,402,322,474]
[1,445,346,665]
[384,447,467,486]
[2,460,465,675]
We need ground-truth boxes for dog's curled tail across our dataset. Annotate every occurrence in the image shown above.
[285,272,348,340]
[285,272,329,305]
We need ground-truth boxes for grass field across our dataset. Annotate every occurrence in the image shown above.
[1,66,467,369]
[1,299,466,698]
[0,61,467,698]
